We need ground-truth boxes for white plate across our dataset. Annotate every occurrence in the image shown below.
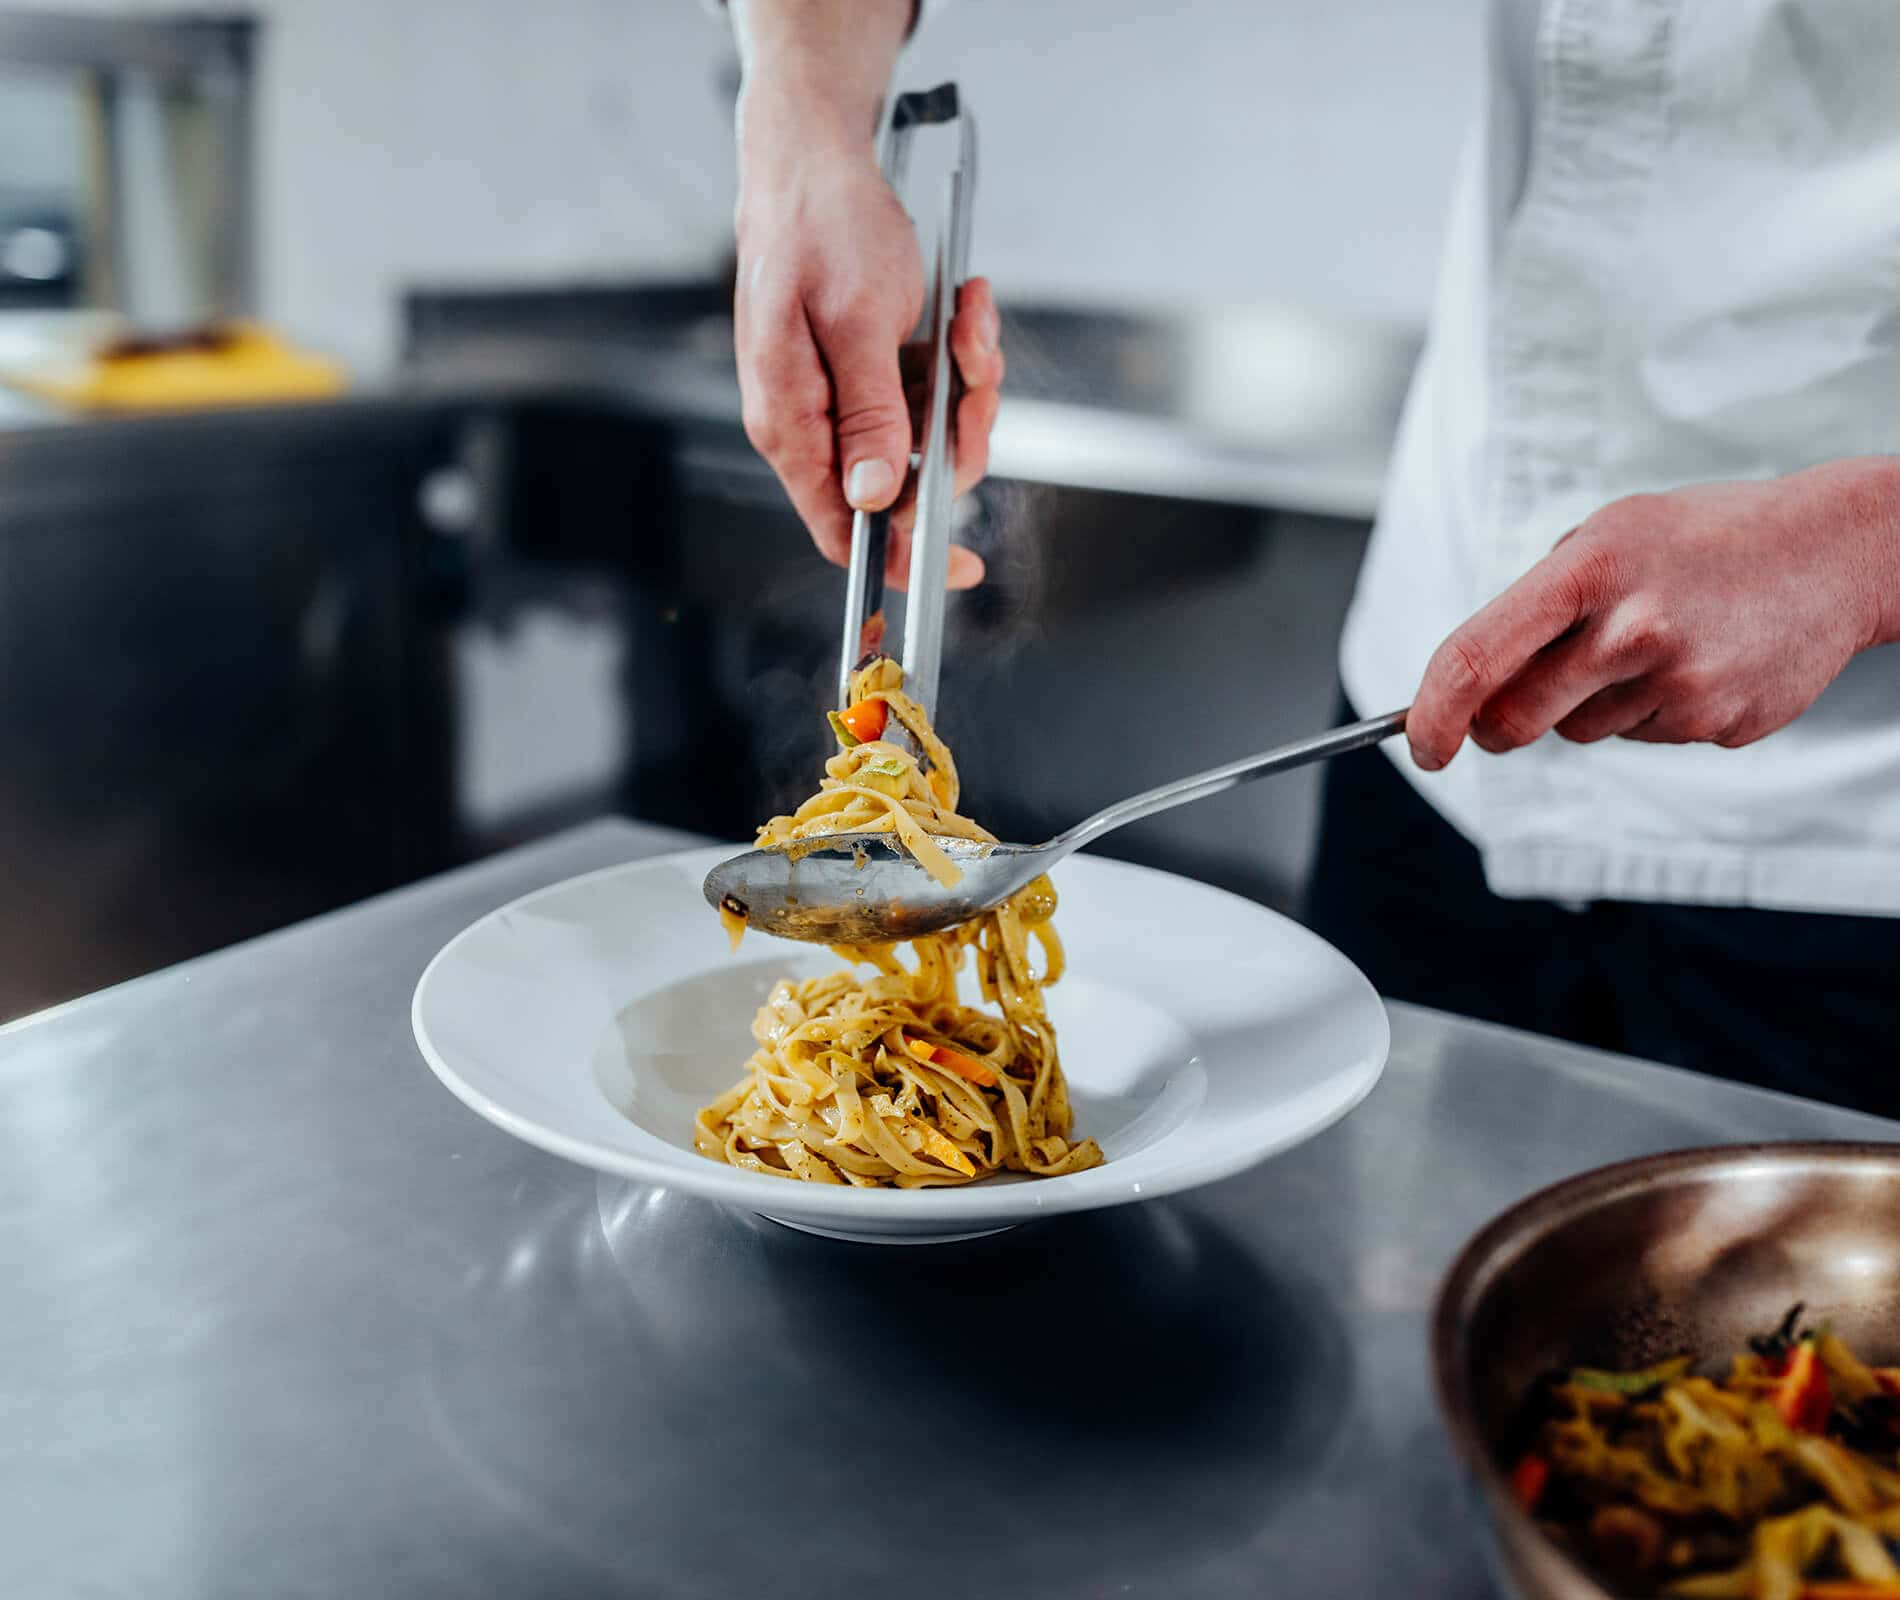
[412,846,1389,1244]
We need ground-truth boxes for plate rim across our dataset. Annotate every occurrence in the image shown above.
[411,844,1390,1222]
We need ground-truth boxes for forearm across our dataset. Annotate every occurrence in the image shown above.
[731,0,914,168]
[721,0,993,580]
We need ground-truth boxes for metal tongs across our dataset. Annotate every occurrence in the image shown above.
[836,82,977,725]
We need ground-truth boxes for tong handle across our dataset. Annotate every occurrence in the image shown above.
[839,505,892,696]
[835,83,976,717]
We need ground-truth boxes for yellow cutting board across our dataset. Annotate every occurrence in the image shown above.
[9,323,345,412]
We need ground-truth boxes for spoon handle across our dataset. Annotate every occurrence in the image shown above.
[1051,708,1411,858]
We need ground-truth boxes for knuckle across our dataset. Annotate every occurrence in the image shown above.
[1667,699,1726,743]
[1664,660,1720,708]
[809,276,903,341]
[804,296,855,342]
[1436,634,1494,703]
[1562,541,1628,611]
[1474,700,1541,752]
[741,381,829,466]
[1710,704,1757,748]
[750,334,820,395]
[740,400,780,458]
[1605,596,1675,662]
[833,397,909,447]
[960,396,999,452]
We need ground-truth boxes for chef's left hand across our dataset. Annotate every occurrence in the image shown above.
[1406,457,1900,770]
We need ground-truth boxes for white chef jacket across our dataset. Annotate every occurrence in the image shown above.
[701,0,932,35]
[1341,0,1900,917]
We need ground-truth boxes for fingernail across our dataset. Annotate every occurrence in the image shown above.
[1413,747,1444,772]
[845,458,896,508]
[979,313,1000,353]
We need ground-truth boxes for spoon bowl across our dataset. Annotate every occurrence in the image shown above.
[704,708,1410,946]
[703,835,1042,945]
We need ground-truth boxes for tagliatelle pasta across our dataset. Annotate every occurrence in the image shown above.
[695,660,1103,1188]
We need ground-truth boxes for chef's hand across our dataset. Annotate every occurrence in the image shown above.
[731,0,1001,590]
[1406,457,1900,770]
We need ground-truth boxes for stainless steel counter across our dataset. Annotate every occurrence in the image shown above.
[3,818,1888,1598]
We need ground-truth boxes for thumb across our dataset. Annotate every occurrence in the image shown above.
[825,325,912,514]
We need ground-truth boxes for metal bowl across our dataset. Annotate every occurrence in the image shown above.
[1432,1142,1900,1600]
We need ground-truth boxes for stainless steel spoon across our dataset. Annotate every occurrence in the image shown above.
[703,707,1409,945]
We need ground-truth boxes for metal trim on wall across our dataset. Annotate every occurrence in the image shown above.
[0,10,252,81]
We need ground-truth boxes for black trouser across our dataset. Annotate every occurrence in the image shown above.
[1305,696,1900,1122]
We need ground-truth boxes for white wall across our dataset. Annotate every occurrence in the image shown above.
[257,0,742,372]
[903,1,1482,323]
[0,70,86,192]
[4,0,1482,371]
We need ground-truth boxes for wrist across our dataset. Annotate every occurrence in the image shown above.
[731,0,908,169]
[1862,452,1900,646]
[1834,456,1900,651]
[1801,448,1900,649]
[737,76,880,175]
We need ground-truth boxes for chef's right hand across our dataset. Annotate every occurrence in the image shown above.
[733,92,1002,590]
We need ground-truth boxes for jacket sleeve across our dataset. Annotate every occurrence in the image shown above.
[696,1,930,35]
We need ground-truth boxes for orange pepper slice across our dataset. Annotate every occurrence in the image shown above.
[837,699,887,744]
[905,1036,998,1088]
[1508,1453,1550,1513]
[1773,1339,1831,1433]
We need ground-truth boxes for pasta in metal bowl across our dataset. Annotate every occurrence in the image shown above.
[1511,1307,1900,1598]
[694,660,1104,1188]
